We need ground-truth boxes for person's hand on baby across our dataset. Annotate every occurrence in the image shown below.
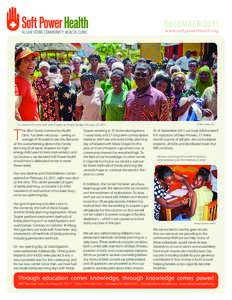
[202,108,212,117]
[181,198,189,205]
[188,94,195,105]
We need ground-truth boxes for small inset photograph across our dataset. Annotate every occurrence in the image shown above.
[154,165,217,221]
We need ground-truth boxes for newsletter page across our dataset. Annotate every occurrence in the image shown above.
[1,0,231,300]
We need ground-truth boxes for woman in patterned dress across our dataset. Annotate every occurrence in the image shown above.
[54,66,78,121]
[34,61,57,121]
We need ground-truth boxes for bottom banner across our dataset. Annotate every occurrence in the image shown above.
[14,272,218,289]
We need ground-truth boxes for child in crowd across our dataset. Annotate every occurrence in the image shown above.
[47,65,62,88]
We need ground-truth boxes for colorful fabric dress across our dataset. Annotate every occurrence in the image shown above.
[34,76,57,121]
[54,82,78,121]
[171,89,186,121]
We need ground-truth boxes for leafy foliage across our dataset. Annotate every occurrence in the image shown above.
[92,43,140,63]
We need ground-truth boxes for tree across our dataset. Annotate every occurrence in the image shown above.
[92,43,140,63]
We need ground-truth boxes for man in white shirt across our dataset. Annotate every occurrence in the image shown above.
[175,50,192,73]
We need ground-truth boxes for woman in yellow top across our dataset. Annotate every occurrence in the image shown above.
[178,167,213,221]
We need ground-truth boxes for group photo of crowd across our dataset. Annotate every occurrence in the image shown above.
[14,42,218,122]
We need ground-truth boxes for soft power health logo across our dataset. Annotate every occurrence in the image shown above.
[7,7,20,31]
[6,7,88,32]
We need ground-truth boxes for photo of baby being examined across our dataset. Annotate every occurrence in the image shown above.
[154,165,217,221]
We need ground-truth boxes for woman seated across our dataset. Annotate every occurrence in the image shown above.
[175,167,213,221]
[154,166,193,221]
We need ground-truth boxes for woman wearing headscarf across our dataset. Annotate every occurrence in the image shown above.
[195,66,213,97]
[102,70,127,121]
[171,72,194,121]
[171,71,213,121]
[15,47,40,121]
[106,56,117,73]
[34,61,57,121]
[76,72,104,121]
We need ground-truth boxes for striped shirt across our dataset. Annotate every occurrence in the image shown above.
[154,177,169,221]
[124,85,169,121]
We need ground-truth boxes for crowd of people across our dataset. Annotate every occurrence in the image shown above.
[15,47,218,121]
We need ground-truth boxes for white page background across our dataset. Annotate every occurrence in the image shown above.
[0,0,231,299]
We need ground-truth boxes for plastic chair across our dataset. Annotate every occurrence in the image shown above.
[203,200,217,221]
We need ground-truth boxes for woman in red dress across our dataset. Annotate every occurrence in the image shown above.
[15,47,40,121]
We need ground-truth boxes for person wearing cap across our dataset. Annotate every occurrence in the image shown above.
[106,57,117,72]
[54,65,78,121]
[96,62,132,95]
[34,61,57,121]
[124,63,169,121]
[15,47,40,121]
[169,65,181,76]
[111,62,132,91]
[76,72,104,121]
[102,70,127,121]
